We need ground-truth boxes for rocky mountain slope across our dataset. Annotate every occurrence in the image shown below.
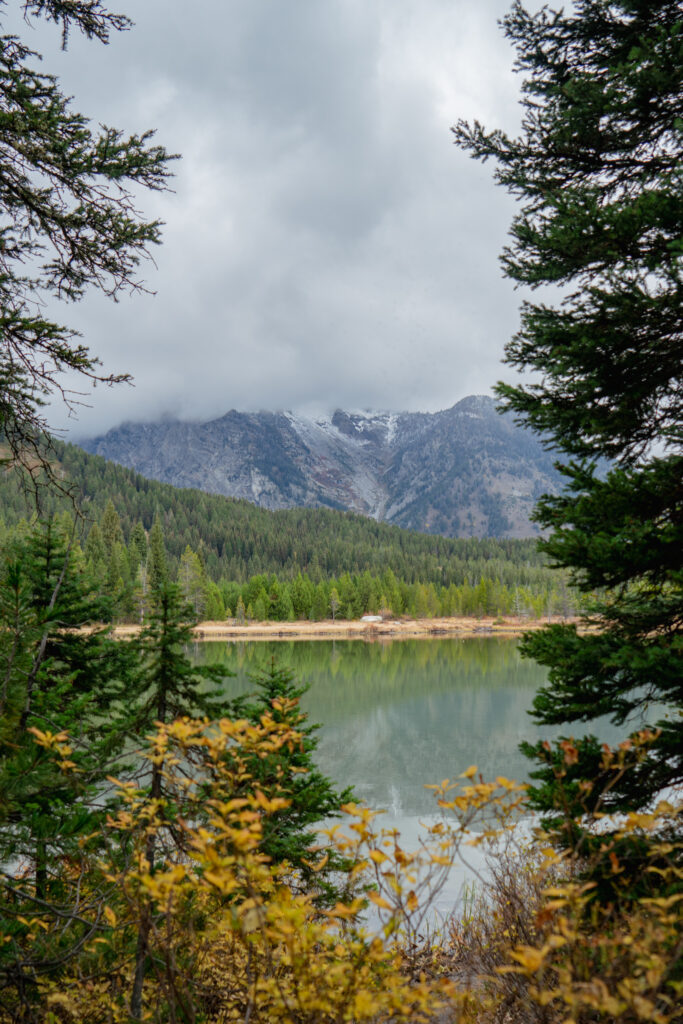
[79,396,560,537]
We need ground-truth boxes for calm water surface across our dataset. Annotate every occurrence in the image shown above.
[193,637,624,815]
[192,638,624,913]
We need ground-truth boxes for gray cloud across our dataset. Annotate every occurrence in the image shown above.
[7,0,530,437]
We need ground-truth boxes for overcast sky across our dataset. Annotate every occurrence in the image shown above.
[11,0,532,437]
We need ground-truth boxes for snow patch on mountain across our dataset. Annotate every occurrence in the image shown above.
[80,396,561,538]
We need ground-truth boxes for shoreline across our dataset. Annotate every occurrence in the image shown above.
[111,615,578,642]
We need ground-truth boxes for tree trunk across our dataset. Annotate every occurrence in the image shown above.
[35,838,47,901]
[130,759,161,1018]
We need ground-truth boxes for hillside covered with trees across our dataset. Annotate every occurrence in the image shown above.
[0,441,573,622]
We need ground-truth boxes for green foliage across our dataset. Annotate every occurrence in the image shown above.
[1,523,679,1022]
[0,533,360,1014]
[177,544,208,617]
[230,662,354,904]
[146,516,168,593]
[0,439,556,583]
[456,1,683,818]
[329,587,341,621]
[0,444,578,624]
[0,518,129,1004]
[124,582,230,761]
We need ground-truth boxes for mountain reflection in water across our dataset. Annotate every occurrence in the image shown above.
[191,637,623,819]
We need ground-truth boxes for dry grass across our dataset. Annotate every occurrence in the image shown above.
[110,615,579,641]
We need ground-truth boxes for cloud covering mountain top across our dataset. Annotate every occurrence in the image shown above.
[7,1,535,437]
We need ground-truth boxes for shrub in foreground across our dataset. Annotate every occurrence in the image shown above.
[2,723,681,1023]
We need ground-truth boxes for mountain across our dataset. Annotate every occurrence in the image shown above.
[79,396,560,538]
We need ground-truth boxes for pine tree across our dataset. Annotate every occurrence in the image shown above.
[177,544,207,617]
[84,520,106,568]
[455,1,683,815]
[271,581,295,622]
[0,520,129,1006]
[128,521,148,573]
[329,587,341,622]
[232,662,354,905]
[133,563,150,626]
[291,572,313,619]
[147,515,168,593]
[311,582,329,621]
[204,581,225,620]
[123,581,231,1016]
[100,500,124,556]
[126,584,229,758]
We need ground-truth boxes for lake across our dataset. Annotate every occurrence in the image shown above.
[192,636,630,809]
[191,637,625,914]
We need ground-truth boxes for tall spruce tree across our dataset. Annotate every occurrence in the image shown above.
[455,1,683,815]
[147,515,168,593]
[124,581,230,1017]
[0,519,129,1010]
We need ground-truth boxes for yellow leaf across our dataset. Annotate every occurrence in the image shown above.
[633,995,655,1020]
[241,906,266,933]
[302,852,329,872]
[354,991,377,1015]
[326,899,364,919]
[495,775,517,789]
[367,891,393,911]
[103,906,117,927]
[509,946,547,972]
[47,993,75,1009]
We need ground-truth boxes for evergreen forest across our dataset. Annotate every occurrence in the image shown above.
[0,440,576,623]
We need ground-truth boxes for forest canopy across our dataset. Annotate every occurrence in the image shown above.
[0,441,573,623]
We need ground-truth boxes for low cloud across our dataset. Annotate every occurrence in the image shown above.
[10,0,528,437]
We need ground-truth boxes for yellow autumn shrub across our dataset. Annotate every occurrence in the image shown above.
[42,711,526,1023]
[12,716,683,1024]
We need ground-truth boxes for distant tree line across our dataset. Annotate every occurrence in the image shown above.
[1,498,580,624]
